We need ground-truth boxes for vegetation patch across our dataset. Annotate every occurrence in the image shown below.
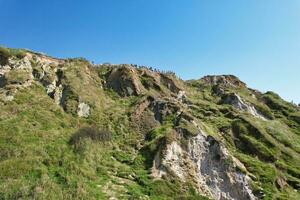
[4,69,31,85]
[0,47,26,65]
[69,127,111,146]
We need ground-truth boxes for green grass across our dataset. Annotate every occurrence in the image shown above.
[185,79,300,199]
[2,69,31,87]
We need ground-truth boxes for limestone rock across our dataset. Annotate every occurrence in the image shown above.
[152,126,257,200]
[77,102,90,117]
[106,65,145,96]
[222,93,267,120]
[160,73,183,93]
[53,85,63,105]
[177,90,186,101]
[0,55,34,101]
[201,75,246,88]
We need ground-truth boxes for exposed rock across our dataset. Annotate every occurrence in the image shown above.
[7,56,32,70]
[53,85,63,105]
[152,141,185,179]
[139,68,162,91]
[77,102,90,117]
[0,91,14,101]
[177,90,186,101]
[107,65,145,96]
[222,93,267,120]
[212,85,226,96]
[160,73,183,93]
[0,56,34,101]
[45,80,57,94]
[0,52,65,102]
[105,65,184,98]
[132,96,154,118]
[152,123,257,200]
[150,99,181,123]
[276,177,288,189]
[188,134,256,200]
[201,75,246,88]
[130,96,160,135]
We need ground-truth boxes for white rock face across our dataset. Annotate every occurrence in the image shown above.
[45,80,57,94]
[2,95,14,101]
[161,142,185,179]
[77,102,90,117]
[0,53,67,105]
[8,56,32,70]
[177,90,186,101]
[0,56,34,101]
[152,124,257,200]
[224,93,267,120]
[53,85,63,105]
[188,134,256,200]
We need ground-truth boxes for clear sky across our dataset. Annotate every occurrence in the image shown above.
[1,0,299,103]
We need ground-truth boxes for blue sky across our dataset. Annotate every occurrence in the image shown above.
[1,0,299,103]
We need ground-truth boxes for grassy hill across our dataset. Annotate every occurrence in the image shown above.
[0,47,299,200]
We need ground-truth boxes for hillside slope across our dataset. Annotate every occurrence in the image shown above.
[0,47,300,200]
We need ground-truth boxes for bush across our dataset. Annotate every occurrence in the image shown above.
[0,47,11,65]
[0,47,26,65]
[69,126,111,145]
[4,70,31,85]
[289,112,300,124]
[60,86,79,115]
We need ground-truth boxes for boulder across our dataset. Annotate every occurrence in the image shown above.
[77,102,90,118]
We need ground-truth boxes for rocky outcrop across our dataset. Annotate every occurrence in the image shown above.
[105,65,184,98]
[0,52,66,102]
[222,93,267,120]
[139,68,162,91]
[188,133,256,200]
[149,101,257,200]
[30,55,65,104]
[152,123,256,200]
[77,102,90,117]
[106,65,145,96]
[160,73,183,93]
[130,96,159,134]
[201,75,246,88]
[152,141,186,179]
[0,55,34,101]
[130,96,184,136]
[151,100,181,123]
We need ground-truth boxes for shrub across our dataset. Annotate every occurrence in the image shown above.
[4,70,31,85]
[289,112,300,124]
[11,49,26,59]
[0,47,11,65]
[69,126,111,145]
[60,86,79,115]
[0,47,26,65]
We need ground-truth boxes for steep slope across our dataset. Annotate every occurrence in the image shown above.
[0,47,299,200]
